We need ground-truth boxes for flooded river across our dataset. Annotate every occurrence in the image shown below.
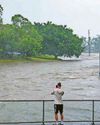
[0,53,99,100]
[0,53,100,123]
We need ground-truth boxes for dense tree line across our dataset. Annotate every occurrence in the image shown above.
[0,5,83,59]
[34,22,83,58]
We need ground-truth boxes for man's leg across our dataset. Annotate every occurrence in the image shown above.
[60,113,64,124]
[60,113,64,121]
[59,105,64,125]
[54,104,58,125]
[55,113,58,124]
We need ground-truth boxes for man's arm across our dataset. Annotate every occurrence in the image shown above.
[61,91,64,95]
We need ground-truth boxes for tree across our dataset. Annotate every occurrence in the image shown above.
[0,4,3,24]
[0,24,17,58]
[34,21,83,58]
[0,23,43,58]
[11,14,43,56]
[11,14,31,27]
[17,26,43,56]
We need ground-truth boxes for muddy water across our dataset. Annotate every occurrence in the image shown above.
[0,53,100,123]
[0,53,99,100]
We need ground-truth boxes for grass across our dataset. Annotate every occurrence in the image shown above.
[0,55,58,63]
[0,59,27,63]
[26,55,58,62]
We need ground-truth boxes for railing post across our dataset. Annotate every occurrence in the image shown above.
[42,100,45,125]
[92,100,95,125]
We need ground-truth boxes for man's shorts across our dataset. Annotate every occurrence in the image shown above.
[54,104,63,114]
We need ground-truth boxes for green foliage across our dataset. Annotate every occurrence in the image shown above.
[0,24,17,58]
[34,21,83,58]
[0,23,43,58]
[0,5,83,59]
[11,14,31,27]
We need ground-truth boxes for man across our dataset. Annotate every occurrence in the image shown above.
[51,82,64,125]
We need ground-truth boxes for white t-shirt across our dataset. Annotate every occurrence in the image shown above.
[51,88,64,104]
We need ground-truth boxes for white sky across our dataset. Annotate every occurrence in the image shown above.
[0,0,100,37]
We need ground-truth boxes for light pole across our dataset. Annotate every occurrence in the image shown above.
[88,30,91,56]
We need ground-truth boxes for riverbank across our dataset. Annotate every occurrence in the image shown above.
[26,55,58,62]
[0,55,58,63]
[0,53,86,63]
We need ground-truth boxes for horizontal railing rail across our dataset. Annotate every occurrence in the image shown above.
[0,100,100,125]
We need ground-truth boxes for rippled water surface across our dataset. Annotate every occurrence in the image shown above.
[0,53,100,123]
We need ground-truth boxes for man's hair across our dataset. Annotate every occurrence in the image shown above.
[56,85,58,88]
[57,82,61,87]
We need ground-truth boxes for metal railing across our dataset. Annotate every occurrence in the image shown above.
[0,100,100,125]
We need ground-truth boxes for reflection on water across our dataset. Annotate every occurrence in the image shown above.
[0,53,100,122]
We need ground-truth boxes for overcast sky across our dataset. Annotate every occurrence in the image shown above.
[0,0,100,37]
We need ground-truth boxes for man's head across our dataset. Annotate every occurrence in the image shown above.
[57,82,61,88]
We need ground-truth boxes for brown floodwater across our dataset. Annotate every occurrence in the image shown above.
[0,53,100,123]
[0,53,99,100]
